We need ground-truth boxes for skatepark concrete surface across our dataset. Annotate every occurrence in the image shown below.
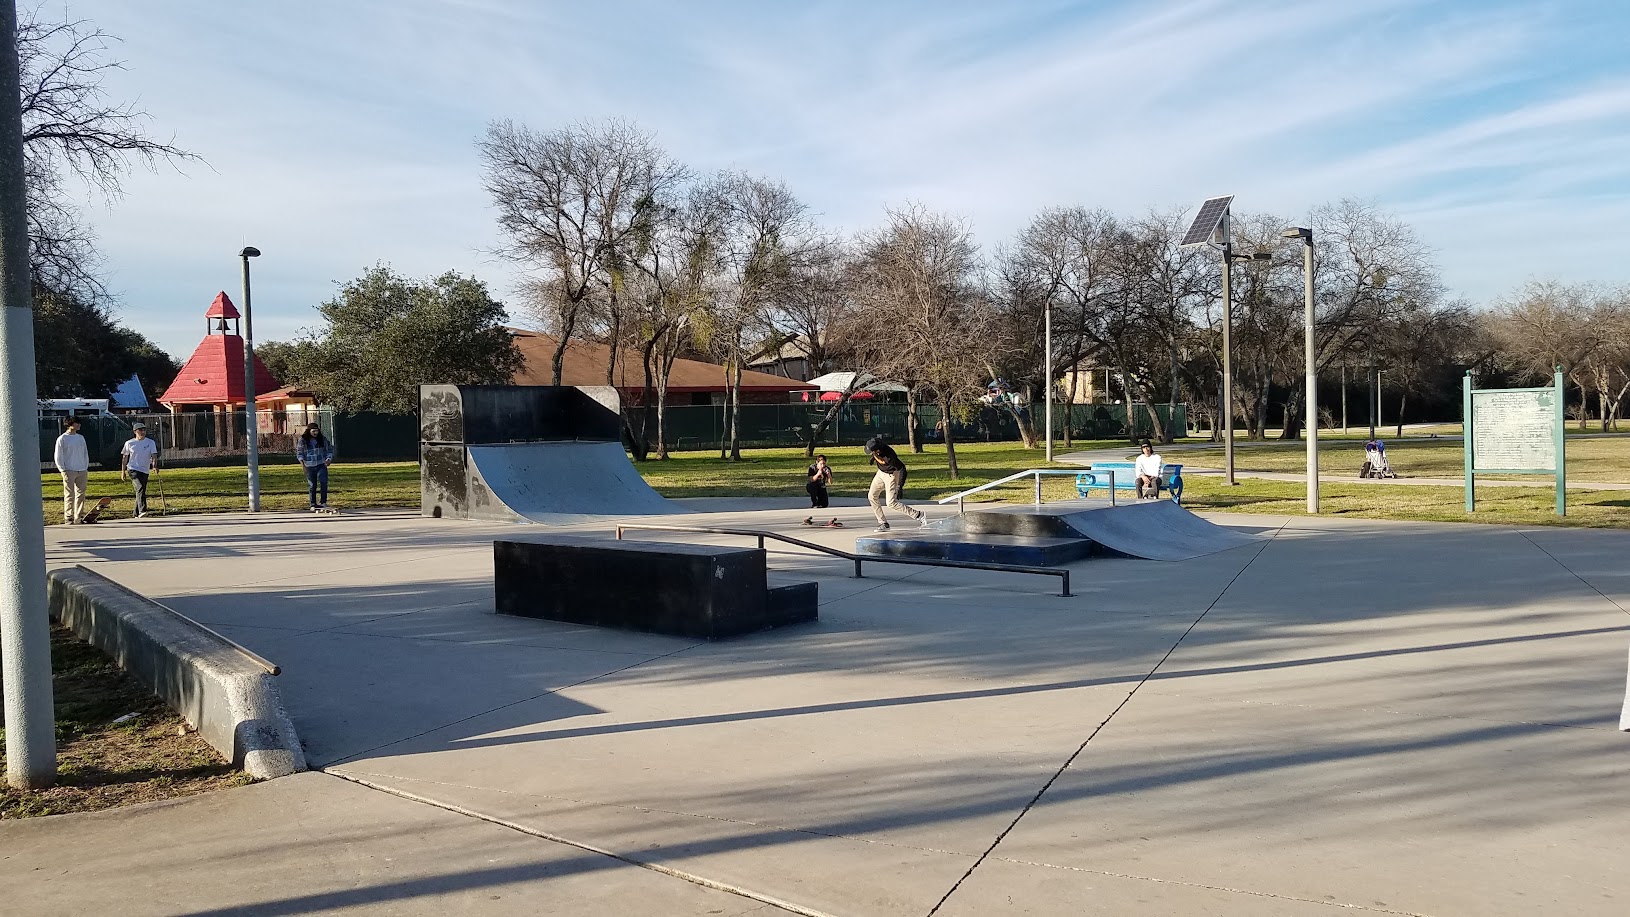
[7,501,1630,916]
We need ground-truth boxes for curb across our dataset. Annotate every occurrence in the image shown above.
[47,566,306,779]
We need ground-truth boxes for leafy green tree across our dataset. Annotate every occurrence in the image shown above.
[33,287,133,397]
[295,266,524,414]
[252,339,308,390]
[112,328,180,405]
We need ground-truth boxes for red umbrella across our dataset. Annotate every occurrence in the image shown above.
[819,390,876,401]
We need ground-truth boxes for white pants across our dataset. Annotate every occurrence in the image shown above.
[61,470,88,523]
[869,469,921,524]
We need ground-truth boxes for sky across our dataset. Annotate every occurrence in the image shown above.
[48,0,1630,361]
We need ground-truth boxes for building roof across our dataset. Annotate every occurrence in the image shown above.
[109,374,149,410]
[205,291,241,320]
[805,371,906,394]
[509,329,815,393]
[260,386,317,402]
[159,334,282,405]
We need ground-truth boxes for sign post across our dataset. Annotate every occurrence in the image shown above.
[1463,370,1566,516]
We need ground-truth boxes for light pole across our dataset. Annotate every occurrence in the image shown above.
[240,246,261,512]
[1283,227,1317,513]
[1219,235,1272,485]
[0,1,55,789]
[1044,300,1053,463]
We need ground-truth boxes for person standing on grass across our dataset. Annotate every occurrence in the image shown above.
[119,422,160,518]
[296,422,335,511]
[54,417,90,524]
[865,436,925,532]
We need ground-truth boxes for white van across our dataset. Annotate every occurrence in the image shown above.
[38,398,112,418]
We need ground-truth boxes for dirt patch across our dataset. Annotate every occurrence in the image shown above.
[1,624,253,818]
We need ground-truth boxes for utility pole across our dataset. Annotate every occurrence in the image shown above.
[1043,300,1053,463]
[241,247,261,511]
[0,0,57,789]
[1219,215,1235,485]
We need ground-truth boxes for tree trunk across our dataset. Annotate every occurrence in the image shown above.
[907,389,923,453]
[1396,390,1406,439]
[727,360,744,461]
[804,388,856,457]
[1063,368,1079,447]
[1279,389,1302,441]
[941,398,959,478]
[1005,401,1039,448]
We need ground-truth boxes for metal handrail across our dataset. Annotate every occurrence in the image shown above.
[613,523,1072,597]
[937,468,1116,513]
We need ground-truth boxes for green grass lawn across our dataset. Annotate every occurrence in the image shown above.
[1178,434,1630,483]
[43,461,422,523]
[39,436,1630,529]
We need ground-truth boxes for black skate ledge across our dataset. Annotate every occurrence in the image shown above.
[494,536,818,640]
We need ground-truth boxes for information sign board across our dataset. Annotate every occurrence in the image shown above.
[1463,371,1565,516]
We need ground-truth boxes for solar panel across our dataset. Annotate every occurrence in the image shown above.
[1180,195,1233,248]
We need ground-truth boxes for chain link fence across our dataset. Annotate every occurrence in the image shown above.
[653,402,1187,451]
[37,410,421,469]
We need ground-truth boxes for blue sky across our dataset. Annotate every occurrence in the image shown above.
[54,0,1630,360]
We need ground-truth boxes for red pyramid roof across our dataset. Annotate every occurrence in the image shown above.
[158,334,282,405]
[205,291,241,319]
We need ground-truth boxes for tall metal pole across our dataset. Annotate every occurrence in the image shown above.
[1367,338,1376,440]
[1044,301,1053,463]
[241,248,260,512]
[1219,218,1235,485]
[1302,234,1318,513]
[0,0,56,789]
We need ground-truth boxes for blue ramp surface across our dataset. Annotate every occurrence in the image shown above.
[466,441,683,525]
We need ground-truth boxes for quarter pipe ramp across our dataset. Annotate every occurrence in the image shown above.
[420,384,683,524]
[466,441,680,525]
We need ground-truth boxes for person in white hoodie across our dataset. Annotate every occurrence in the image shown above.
[53,417,90,524]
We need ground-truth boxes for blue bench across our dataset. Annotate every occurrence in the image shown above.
[1075,462,1184,504]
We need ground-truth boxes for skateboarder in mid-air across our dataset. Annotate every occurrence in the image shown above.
[865,436,925,532]
[296,423,336,512]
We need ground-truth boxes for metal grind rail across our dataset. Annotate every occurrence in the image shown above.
[613,523,1072,597]
[936,468,1117,513]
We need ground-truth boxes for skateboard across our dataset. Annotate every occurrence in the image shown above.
[80,496,114,524]
[309,505,340,515]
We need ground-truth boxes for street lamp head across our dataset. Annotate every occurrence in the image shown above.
[1281,227,1313,242]
[240,246,261,258]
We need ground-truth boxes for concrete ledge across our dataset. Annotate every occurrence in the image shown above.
[46,566,306,779]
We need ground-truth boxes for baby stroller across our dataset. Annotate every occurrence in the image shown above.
[1359,439,1397,479]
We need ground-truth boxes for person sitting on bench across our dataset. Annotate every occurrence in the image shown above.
[1134,441,1163,499]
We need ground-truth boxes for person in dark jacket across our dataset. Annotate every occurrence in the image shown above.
[864,437,925,532]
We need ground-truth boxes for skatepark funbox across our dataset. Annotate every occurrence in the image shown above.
[419,384,680,525]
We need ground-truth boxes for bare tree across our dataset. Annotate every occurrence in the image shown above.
[854,205,996,478]
[1486,279,1604,429]
[691,172,810,461]
[478,118,684,386]
[17,12,195,301]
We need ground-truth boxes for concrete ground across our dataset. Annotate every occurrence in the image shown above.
[5,501,1628,916]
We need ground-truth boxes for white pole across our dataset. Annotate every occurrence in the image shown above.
[1219,212,1235,485]
[1303,234,1318,513]
[0,0,56,789]
[1044,301,1053,462]
[241,249,260,511]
